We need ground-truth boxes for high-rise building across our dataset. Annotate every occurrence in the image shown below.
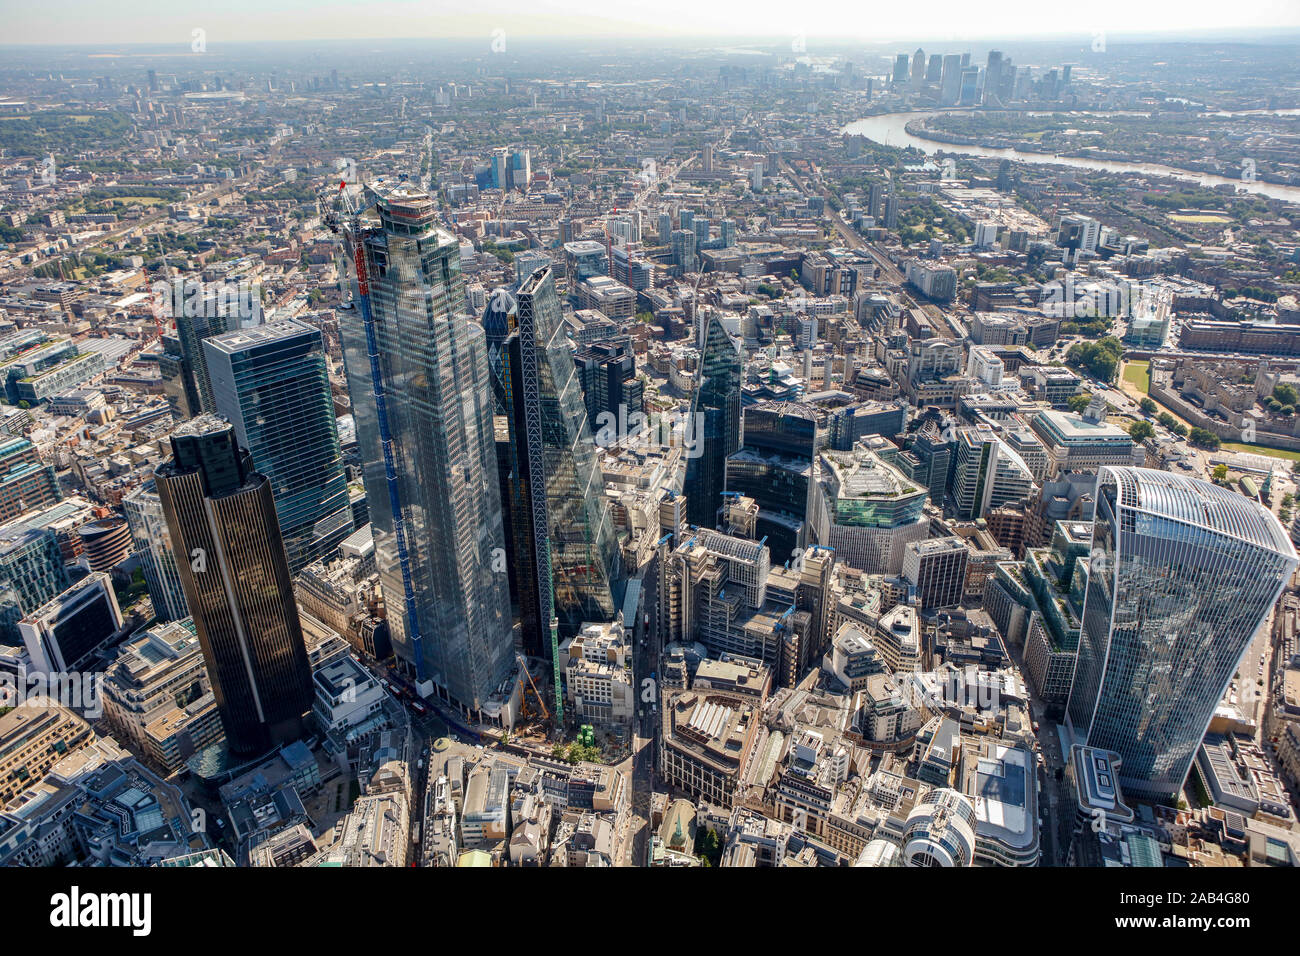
[495,266,621,657]
[1066,467,1298,802]
[892,53,911,86]
[684,315,743,529]
[903,536,968,611]
[724,402,823,563]
[337,180,514,720]
[154,415,315,755]
[123,480,189,623]
[984,51,1004,105]
[157,279,257,419]
[575,338,643,430]
[811,443,929,575]
[940,54,963,105]
[0,434,60,522]
[951,427,1036,521]
[204,320,354,575]
[0,516,69,642]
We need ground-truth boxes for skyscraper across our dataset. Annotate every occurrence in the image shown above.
[154,416,314,756]
[204,320,354,575]
[123,480,189,622]
[494,266,621,658]
[337,180,514,720]
[684,315,742,529]
[1066,467,1298,802]
[575,338,643,430]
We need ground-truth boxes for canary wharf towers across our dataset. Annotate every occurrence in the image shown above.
[338,180,514,721]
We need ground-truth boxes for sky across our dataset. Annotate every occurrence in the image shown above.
[4,0,1300,46]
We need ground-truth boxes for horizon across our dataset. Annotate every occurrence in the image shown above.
[5,0,1300,47]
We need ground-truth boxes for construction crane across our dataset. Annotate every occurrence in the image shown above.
[515,652,550,722]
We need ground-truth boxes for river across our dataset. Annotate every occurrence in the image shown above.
[841,110,1300,204]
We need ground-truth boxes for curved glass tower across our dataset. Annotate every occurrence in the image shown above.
[1066,466,1298,802]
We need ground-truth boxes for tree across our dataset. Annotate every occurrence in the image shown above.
[1273,383,1299,407]
[1139,397,1158,416]
[1188,427,1221,450]
[1213,464,1229,483]
[1129,421,1155,441]
[1065,336,1123,383]
[1067,392,1093,414]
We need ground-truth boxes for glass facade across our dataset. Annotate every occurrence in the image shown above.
[684,315,742,529]
[1067,467,1298,802]
[204,320,354,575]
[498,267,621,652]
[123,480,189,622]
[339,181,514,716]
[155,416,315,756]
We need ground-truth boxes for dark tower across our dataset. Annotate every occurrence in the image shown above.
[155,415,314,755]
[684,315,743,529]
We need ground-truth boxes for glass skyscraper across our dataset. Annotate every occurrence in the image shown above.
[338,180,514,720]
[123,480,189,622]
[1066,466,1298,802]
[684,314,742,530]
[204,320,354,575]
[495,266,621,658]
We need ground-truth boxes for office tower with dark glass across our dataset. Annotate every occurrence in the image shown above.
[1066,467,1298,802]
[724,401,822,563]
[495,266,620,659]
[337,180,514,720]
[204,320,354,575]
[154,416,314,756]
[684,314,742,530]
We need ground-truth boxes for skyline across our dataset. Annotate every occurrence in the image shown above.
[5,0,1300,47]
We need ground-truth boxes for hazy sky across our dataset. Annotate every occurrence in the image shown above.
[6,0,1300,46]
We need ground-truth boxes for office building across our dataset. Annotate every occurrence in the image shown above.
[100,619,224,773]
[810,443,929,575]
[903,537,968,611]
[154,415,315,755]
[205,320,354,574]
[123,481,189,622]
[496,266,621,655]
[337,181,514,721]
[19,572,123,676]
[575,339,643,430]
[0,435,60,523]
[684,316,743,529]
[1066,467,1299,802]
